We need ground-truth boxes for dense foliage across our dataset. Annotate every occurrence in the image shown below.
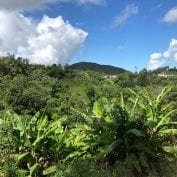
[0,56,177,177]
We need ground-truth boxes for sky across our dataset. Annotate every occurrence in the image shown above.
[0,0,177,71]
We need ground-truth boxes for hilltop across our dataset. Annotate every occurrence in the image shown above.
[69,62,128,75]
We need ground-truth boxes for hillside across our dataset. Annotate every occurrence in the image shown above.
[0,56,177,177]
[69,62,127,75]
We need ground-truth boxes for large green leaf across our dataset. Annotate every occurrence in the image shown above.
[32,135,45,151]
[43,165,57,175]
[155,109,176,131]
[163,146,177,153]
[37,116,48,137]
[95,141,118,159]
[29,163,42,176]
[17,152,33,165]
[120,92,125,110]
[160,129,177,135]
[16,117,26,138]
[156,87,171,108]
[93,101,102,119]
[127,129,145,137]
[17,169,29,177]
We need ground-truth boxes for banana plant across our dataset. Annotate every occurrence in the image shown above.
[87,87,177,174]
[127,87,177,136]
[2,111,93,176]
[10,113,57,176]
[125,86,177,161]
[91,98,146,161]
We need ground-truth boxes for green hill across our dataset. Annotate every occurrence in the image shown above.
[69,62,127,75]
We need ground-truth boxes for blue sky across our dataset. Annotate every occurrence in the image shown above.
[0,0,177,71]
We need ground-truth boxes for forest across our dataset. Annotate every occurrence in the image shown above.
[0,56,177,177]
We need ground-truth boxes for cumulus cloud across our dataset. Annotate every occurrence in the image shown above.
[148,53,164,70]
[148,39,177,70]
[0,11,88,65]
[0,11,34,55]
[112,4,138,27]
[163,7,177,23]
[0,0,104,11]
[0,0,96,65]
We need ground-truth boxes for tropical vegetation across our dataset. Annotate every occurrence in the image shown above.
[0,56,177,177]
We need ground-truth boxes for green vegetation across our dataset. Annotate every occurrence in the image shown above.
[69,62,127,75]
[0,56,177,177]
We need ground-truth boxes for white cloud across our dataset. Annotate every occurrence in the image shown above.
[0,10,34,55]
[163,7,177,23]
[0,0,97,65]
[148,53,164,70]
[113,4,138,27]
[148,39,177,70]
[164,39,177,62]
[0,11,88,65]
[0,0,104,11]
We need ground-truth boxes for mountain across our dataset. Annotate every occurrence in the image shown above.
[69,62,127,75]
